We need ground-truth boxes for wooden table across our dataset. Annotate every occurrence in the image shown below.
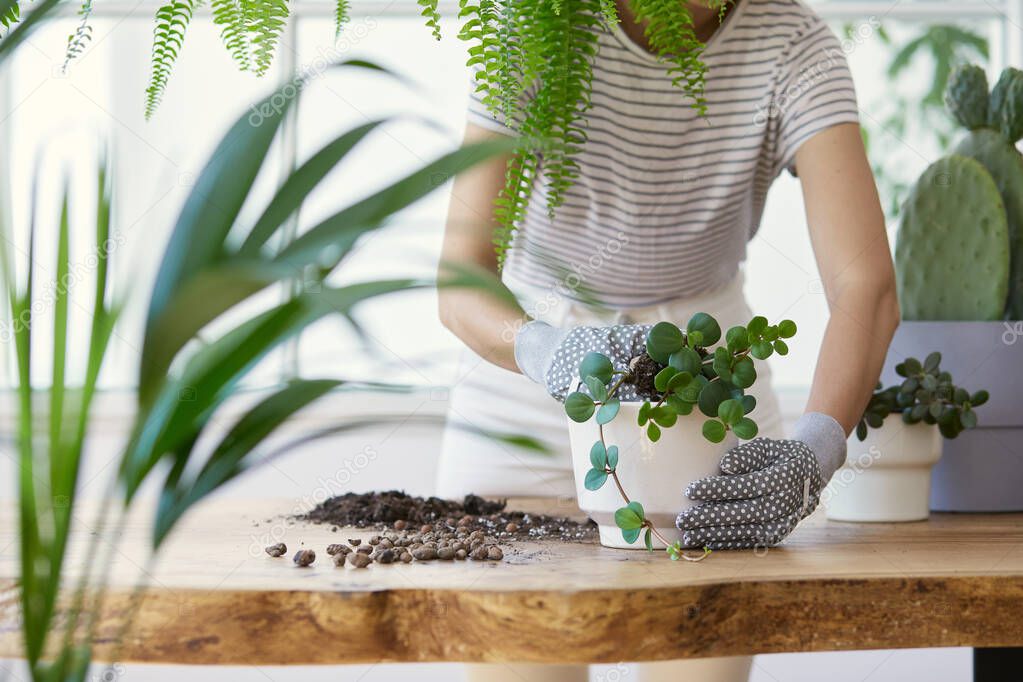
[1,497,1022,675]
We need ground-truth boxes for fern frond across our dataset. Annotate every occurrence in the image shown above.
[628,0,710,114]
[145,0,201,120]
[334,0,349,39]
[457,0,716,266]
[418,0,441,40]
[212,0,251,71]
[62,0,94,74]
[0,0,19,29]
[491,0,601,265]
[245,0,288,75]
[598,0,618,25]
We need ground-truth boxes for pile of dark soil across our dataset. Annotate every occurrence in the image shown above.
[299,490,597,543]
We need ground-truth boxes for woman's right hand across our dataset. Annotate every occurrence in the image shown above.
[514,321,653,401]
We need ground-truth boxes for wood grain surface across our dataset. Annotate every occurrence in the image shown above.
[1,497,1021,664]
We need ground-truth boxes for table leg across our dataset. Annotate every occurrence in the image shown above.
[973,647,1023,682]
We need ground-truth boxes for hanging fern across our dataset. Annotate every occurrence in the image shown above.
[629,0,710,115]
[334,0,349,39]
[245,0,288,75]
[62,0,94,73]
[0,1,19,29]
[419,0,442,40]
[206,0,289,75]
[458,0,726,264]
[136,0,723,236]
[212,0,252,71]
[145,0,201,120]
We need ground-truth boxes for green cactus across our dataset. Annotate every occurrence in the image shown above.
[946,65,1023,319]
[945,64,989,129]
[989,67,1023,143]
[896,155,1009,321]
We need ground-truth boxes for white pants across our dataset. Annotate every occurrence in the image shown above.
[437,273,778,682]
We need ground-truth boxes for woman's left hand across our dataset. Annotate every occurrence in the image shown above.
[676,413,847,550]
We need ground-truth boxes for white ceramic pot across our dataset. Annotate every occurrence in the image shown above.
[567,402,736,549]
[824,417,943,522]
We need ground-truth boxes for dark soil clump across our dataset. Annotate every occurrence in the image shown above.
[628,353,663,397]
[299,490,596,543]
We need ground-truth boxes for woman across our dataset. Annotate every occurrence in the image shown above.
[437,0,899,679]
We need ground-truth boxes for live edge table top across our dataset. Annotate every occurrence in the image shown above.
[1,497,1022,665]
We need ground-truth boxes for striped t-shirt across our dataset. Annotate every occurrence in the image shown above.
[468,0,860,308]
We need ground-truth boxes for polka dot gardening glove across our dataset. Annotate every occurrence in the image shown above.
[676,413,847,550]
[513,320,652,401]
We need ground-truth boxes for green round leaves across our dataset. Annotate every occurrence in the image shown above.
[778,319,797,338]
[750,341,772,360]
[584,468,608,491]
[717,398,743,425]
[579,352,614,384]
[731,357,756,388]
[733,417,758,440]
[725,326,749,352]
[697,379,731,418]
[614,501,645,544]
[589,440,607,469]
[565,392,595,422]
[646,322,684,363]
[702,419,726,443]
[596,399,620,424]
[669,346,701,374]
[686,312,721,346]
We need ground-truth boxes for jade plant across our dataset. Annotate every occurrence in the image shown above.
[856,352,988,441]
[563,312,797,559]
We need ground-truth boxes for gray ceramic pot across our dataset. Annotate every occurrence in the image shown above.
[881,321,1023,512]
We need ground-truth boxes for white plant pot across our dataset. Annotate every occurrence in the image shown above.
[568,403,736,549]
[824,417,943,522]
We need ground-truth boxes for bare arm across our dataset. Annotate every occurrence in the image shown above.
[438,123,526,372]
[796,122,900,434]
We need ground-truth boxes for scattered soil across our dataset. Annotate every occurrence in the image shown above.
[265,542,287,557]
[272,491,598,568]
[299,490,596,543]
[292,549,316,567]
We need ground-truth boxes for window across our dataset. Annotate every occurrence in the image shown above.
[2,0,1020,392]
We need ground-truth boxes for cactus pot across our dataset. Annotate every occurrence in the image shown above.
[825,417,942,522]
[567,403,735,549]
[882,321,1023,512]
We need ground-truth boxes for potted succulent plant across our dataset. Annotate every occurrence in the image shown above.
[562,313,797,557]
[825,352,988,522]
[892,63,1023,511]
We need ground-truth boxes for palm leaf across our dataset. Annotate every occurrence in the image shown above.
[275,136,519,270]
[0,0,64,64]
[153,379,341,545]
[239,118,391,255]
[124,279,421,496]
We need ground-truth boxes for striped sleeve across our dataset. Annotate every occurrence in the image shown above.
[773,18,859,175]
